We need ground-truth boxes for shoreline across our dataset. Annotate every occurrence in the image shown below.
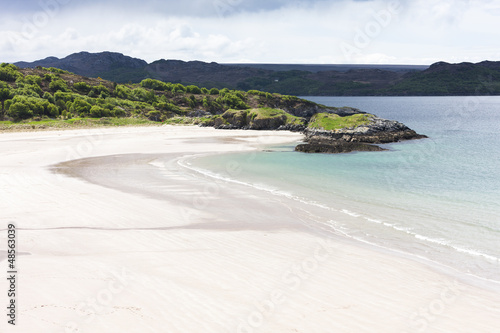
[1,126,499,332]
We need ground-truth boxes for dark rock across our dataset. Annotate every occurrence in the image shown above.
[277,124,307,132]
[248,115,287,130]
[295,142,386,154]
[298,115,427,154]
[304,116,427,144]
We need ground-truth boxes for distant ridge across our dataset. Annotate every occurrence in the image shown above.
[222,63,428,73]
[15,51,147,77]
[12,52,500,96]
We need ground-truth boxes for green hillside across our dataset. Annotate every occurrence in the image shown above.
[0,63,327,130]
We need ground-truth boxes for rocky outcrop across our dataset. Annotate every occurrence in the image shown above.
[203,108,307,131]
[295,142,386,154]
[304,116,426,144]
[296,116,427,154]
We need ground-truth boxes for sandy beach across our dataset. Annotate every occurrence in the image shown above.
[1,125,499,333]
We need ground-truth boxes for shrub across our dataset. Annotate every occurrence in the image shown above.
[114,85,132,99]
[140,79,172,91]
[131,87,156,103]
[89,105,111,118]
[43,73,58,82]
[113,107,127,118]
[172,84,186,93]
[73,82,92,93]
[216,92,249,110]
[186,85,202,94]
[49,79,68,92]
[88,84,110,98]
[209,88,219,95]
[147,110,162,121]
[13,83,43,98]
[71,98,92,116]
[44,67,70,74]
[24,75,42,86]
[156,102,181,112]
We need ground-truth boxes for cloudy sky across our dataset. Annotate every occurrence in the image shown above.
[1,0,499,65]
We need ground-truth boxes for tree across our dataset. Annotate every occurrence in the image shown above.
[71,99,92,116]
[0,63,21,82]
[8,102,33,120]
[43,92,55,104]
[46,103,59,117]
[0,88,12,119]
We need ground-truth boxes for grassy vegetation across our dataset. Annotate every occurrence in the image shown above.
[0,63,322,131]
[308,113,372,131]
[1,63,384,133]
[207,108,306,128]
[0,117,158,131]
[247,108,305,126]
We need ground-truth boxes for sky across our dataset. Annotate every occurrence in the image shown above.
[1,0,499,65]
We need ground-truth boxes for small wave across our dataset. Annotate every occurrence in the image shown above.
[148,161,166,169]
[341,209,361,217]
[178,156,337,212]
[178,158,295,198]
[413,234,499,262]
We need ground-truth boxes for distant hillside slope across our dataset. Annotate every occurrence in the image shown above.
[144,59,268,88]
[15,52,149,83]
[13,52,500,96]
[222,63,428,73]
[387,61,500,95]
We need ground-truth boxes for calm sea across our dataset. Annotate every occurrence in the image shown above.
[188,96,500,286]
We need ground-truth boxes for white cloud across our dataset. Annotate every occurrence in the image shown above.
[0,0,499,64]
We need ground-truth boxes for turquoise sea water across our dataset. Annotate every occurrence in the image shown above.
[188,96,500,285]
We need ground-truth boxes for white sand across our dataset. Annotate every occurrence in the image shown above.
[1,126,499,333]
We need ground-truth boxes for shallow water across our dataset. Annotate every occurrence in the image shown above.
[188,96,500,285]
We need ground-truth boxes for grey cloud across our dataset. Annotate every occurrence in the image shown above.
[5,0,338,18]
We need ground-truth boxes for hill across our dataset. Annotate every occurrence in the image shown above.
[0,63,342,125]
[13,52,500,96]
[223,63,428,73]
[386,61,500,95]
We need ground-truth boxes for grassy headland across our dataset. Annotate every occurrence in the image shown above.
[0,63,367,133]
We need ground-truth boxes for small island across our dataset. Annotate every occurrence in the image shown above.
[0,63,426,152]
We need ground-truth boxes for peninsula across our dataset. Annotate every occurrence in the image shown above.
[0,63,425,152]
